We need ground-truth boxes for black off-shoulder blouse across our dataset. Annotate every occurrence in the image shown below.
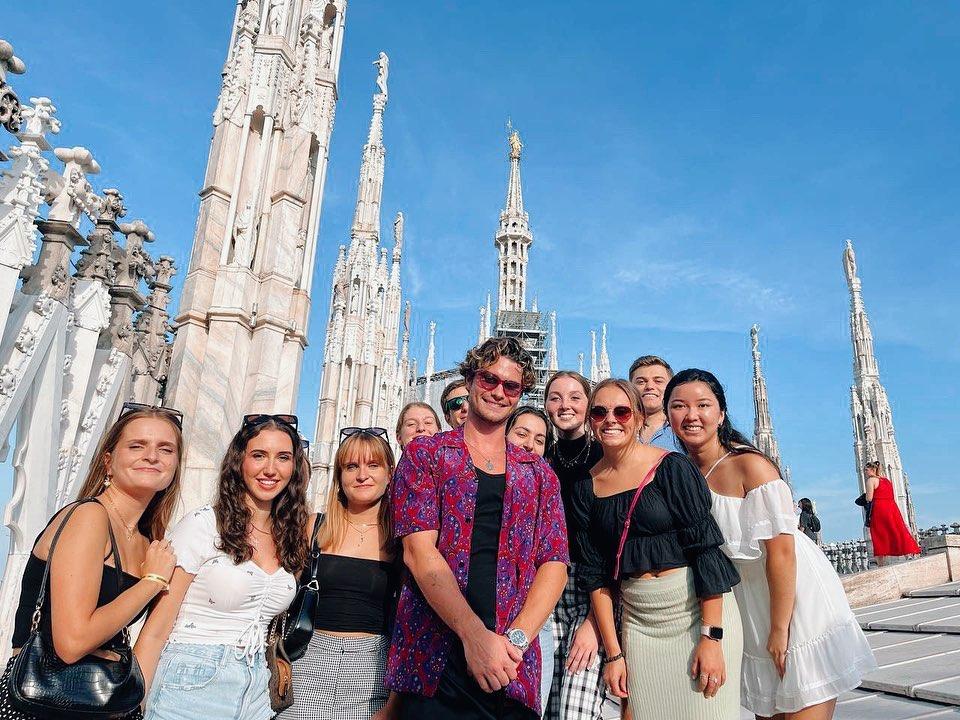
[569,452,740,598]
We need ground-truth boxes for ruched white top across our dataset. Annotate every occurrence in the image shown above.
[166,506,297,660]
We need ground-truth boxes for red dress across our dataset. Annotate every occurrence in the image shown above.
[869,477,920,556]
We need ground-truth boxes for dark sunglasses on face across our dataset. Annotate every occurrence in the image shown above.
[442,395,469,414]
[242,413,299,430]
[119,401,184,429]
[589,405,633,423]
[339,426,389,444]
[474,370,523,398]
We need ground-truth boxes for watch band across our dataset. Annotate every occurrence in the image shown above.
[700,624,723,641]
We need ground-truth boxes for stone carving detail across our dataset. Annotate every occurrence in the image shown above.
[267,0,287,36]
[0,292,59,416]
[373,52,389,100]
[214,2,259,125]
[44,147,101,226]
[0,40,26,134]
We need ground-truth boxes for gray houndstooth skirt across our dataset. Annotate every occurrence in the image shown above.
[276,632,389,720]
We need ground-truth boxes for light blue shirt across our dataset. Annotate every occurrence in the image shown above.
[642,420,678,452]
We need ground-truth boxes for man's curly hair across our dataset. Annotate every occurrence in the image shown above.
[458,337,537,391]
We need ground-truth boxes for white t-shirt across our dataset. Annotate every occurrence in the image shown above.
[166,506,296,657]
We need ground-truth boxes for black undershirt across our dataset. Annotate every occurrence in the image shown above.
[464,468,505,630]
[548,434,603,564]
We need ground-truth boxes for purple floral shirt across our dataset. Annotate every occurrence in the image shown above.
[386,426,569,714]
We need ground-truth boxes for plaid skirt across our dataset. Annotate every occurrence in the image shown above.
[544,567,621,720]
[276,632,389,720]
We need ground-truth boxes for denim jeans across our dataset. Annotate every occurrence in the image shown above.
[539,619,554,717]
[144,643,272,720]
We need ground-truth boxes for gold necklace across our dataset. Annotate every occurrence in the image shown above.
[250,522,272,535]
[345,519,375,547]
[101,492,138,540]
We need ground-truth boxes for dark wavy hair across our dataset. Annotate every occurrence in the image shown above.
[459,337,537,392]
[213,419,310,575]
[506,405,555,458]
[798,497,814,513]
[664,368,781,474]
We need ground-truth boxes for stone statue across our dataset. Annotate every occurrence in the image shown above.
[267,0,287,36]
[509,130,522,160]
[751,324,759,354]
[843,240,857,284]
[233,200,254,265]
[319,21,335,68]
[373,52,389,98]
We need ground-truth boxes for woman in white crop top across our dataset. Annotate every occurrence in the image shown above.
[667,370,875,720]
[136,415,311,720]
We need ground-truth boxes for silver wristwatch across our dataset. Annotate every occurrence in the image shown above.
[505,627,530,651]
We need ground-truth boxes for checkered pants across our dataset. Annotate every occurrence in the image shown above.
[276,632,389,720]
[544,569,621,720]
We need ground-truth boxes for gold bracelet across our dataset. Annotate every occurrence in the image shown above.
[143,573,169,591]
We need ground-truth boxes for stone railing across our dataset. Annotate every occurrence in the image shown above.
[822,522,960,576]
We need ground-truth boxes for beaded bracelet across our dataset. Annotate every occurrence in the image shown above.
[601,652,624,665]
[143,573,170,591]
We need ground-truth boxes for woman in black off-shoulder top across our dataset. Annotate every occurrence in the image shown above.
[570,379,743,719]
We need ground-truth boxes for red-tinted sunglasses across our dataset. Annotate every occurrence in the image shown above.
[474,370,524,398]
[589,405,633,423]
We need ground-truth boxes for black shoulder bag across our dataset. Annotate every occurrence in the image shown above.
[854,493,874,527]
[7,498,145,719]
[281,513,325,662]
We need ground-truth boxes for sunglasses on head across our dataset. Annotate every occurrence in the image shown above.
[242,413,298,430]
[339,426,389,444]
[589,405,633,423]
[119,401,184,429]
[474,370,523,398]
[442,395,469,414]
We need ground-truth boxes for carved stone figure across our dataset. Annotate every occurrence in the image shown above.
[0,39,26,134]
[267,0,287,35]
[44,147,101,226]
[373,52,389,98]
[320,21,335,68]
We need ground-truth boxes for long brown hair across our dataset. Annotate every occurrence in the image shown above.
[213,419,310,575]
[75,408,184,541]
[320,433,395,553]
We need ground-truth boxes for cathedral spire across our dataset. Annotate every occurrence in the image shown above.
[578,352,584,377]
[495,125,533,313]
[548,311,559,373]
[350,56,389,245]
[589,330,598,383]
[844,240,915,533]
[424,320,436,402]
[750,324,785,478]
[598,323,611,380]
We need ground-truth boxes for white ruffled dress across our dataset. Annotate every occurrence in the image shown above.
[710,479,876,715]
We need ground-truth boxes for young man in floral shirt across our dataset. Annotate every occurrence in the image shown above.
[388,337,569,718]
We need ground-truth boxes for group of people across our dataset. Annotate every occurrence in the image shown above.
[3,337,891,720]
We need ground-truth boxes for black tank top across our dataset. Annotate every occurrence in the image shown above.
[11,504,145,650]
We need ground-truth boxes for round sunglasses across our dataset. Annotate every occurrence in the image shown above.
[474,370,523,398]
[588,405,633,423]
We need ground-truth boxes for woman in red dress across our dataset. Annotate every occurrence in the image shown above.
[864,461,920,562]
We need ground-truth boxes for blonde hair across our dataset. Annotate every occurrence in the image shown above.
[320,433,395,552]
[74,408,184,541]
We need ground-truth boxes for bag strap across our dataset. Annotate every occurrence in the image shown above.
[613,451,670,580]
[32,498,125,637]
[304,513,325,589]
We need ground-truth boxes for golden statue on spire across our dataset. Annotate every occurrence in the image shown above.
[509,128,523,159]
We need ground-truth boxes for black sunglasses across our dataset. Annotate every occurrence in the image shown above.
[242,413,298,430]
[120,401,184,429]
[442,395,469,414]
[339,426,389,444]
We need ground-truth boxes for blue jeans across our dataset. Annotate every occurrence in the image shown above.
[144,643,272,720]
[539,619,554,717]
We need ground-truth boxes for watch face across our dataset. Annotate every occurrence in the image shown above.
[709,627,723,640]
[508,629,528,647]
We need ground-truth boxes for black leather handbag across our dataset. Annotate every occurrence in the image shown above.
[281,514,324,662]
[6,499,145,719]
[855,493,874,527]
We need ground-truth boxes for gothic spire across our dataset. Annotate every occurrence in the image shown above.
[598,323,611,380]
[350,56,388,246]
[845,240,916,532]
[495,125,533,313]
[548,311,559,373]
[424,320,436,401]
[589,330,598,383]
[750,324,784,475]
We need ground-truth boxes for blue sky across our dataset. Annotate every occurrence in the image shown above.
[3,1,959,542]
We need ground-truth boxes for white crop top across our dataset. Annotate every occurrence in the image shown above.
[166,506,296,659]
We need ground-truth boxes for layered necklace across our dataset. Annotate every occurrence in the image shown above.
[101,491,138,540]
[552,433,592,470]
[346,518,376,547]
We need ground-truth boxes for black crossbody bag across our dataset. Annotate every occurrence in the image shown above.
[7,498,145,719]
[281,513,325,662]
